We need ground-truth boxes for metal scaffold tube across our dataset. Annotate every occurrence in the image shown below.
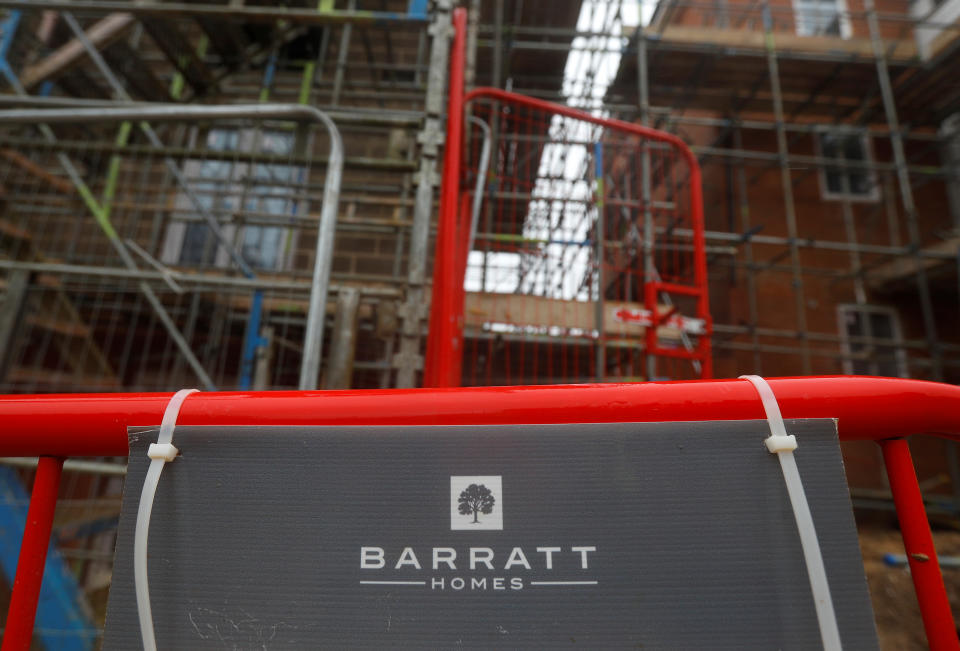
[862,0,943,381]
[761,2,811,375]
[0,1,433,25]
[396,0,453,388]
[423,6,466,388]
[61,12,255,279]
[0,103,342,391]
[636,12,657,381]
[298,111,344,389]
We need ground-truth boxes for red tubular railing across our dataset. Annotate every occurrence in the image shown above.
[423,6,467,388]
[3,457,63,651]
[426,81,712,386]
[1,377,959,649]
[880,438,959,648]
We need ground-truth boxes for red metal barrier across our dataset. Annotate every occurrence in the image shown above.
[425,20,711,387]
[881,438,959,648]
[424,6,467,388]
[3,457,63,651]
[1,377,959,649]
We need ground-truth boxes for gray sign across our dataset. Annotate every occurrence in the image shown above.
[104,419,878,649]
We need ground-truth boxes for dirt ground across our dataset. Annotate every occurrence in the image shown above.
[860,524,960,649]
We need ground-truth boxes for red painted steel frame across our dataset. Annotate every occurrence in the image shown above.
[423,9,711,387]
[424,6,467,388]
[881,439,959,650]
[425,82,713,386]
[0,377,958,454]
[456,89,712,339]
[1,376,959,649]
[2,457,63,651]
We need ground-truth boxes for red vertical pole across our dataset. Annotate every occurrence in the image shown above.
[424,6,467,387]
[2,456,64,651]
[644,280,657,380]
[454,190,472,354]
[880,438,959,651]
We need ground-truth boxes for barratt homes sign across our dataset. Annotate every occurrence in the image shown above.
[104,421,879,649]
[358,474,597,593]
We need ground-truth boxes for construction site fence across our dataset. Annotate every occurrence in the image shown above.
[425,9,711,388]
[0,377,958,649]
[0,103,343,396]
[425,66,711,387]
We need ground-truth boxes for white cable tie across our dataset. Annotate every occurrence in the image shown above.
[134,388,198,651]
[739,375,842,651]
[147,442,179,462]
[765,435,798,454]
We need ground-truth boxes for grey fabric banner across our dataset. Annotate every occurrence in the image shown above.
[104,419,878,649]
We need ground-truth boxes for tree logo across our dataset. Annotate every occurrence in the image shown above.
[450,476,502,530]
[458,484,495,523]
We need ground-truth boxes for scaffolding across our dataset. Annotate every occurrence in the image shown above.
[426,85,712,386]
[0,0,959,645]
[0,1,954,387]
[465,0,960,383]
[0,1,447,394]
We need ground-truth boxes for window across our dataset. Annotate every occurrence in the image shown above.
[794,0,851,38]
[838,305,907,377]
[162,128,302,271]
[816,129,879,202]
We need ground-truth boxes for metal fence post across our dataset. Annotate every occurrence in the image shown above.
[1,456,64,651]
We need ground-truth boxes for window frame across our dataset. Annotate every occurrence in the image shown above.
[837,303,908,378]
[814,127,880,203]
[793,0,853,38]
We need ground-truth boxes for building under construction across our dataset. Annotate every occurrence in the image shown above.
[0,0,958,646]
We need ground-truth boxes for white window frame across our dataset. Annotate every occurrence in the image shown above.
[162,127,301,272]
[837,304,908,377]
[793,0,853,39]
[815,127,880,203]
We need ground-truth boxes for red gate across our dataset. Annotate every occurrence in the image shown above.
[424,11,710,387]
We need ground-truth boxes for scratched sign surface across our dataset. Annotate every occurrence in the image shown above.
[103,420,878,649]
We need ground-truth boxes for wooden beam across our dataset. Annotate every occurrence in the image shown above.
[20,13,135,89]
[0,221,118,383]
[214,289,698,345]
[36,10,59,46]
[627,25,917,62]
[0,218,31,243]
[25,313,90,337]
[866,237,960,290]
[0,149,74,194]
[927,19,960,61]
[215,292,377,318]
[464,293,697,342]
